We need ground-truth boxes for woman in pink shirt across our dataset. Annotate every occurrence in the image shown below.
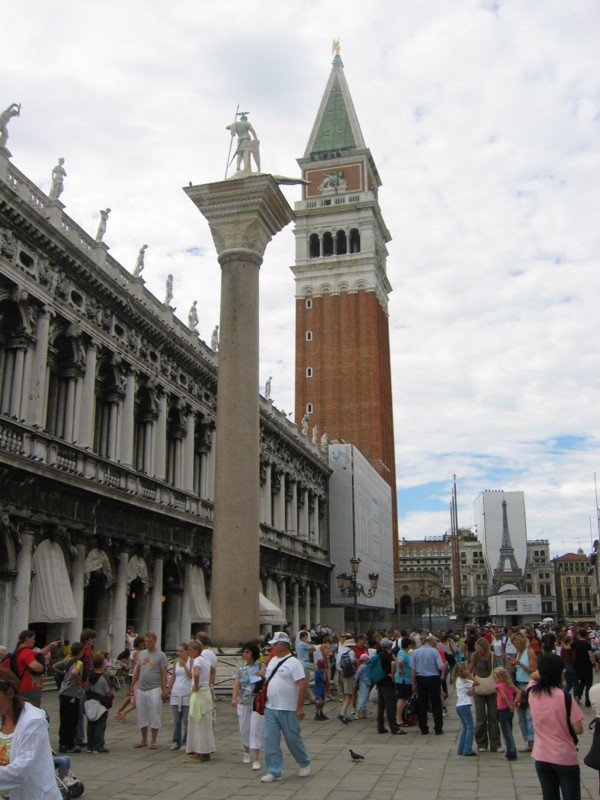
[528,654,584,800]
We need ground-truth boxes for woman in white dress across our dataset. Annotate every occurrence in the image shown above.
[184,640,215,763]
[231,641,264,770]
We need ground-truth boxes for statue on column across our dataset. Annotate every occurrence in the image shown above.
[265,376,272,401]
[211,325,219,351]
[164,274,174,305]
[311,425,318,445]
[320,431,329,449]
[95,208,110,242]
[133,244,147,277]
[49,157,67,201]
[226,111,260,174]
[188,300,199,330]
[0,102,21,149]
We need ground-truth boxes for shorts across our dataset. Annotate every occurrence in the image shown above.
[395,683,412,700]
[339,675,355,696]
[136,686,162,729]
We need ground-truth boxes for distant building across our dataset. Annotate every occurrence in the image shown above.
[525,540,557,619]
[552,551,594,625]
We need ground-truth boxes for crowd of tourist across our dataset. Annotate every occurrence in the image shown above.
[1,620,600,797]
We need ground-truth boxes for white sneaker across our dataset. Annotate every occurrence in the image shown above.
[478,747,488,752]
[170,743,180,751]
[242,753,251,764]
[252,761,261,771]
[298,766,311,778]
[260,774,281,783]
[495,747,505,753]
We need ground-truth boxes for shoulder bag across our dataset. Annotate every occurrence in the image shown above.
[253,655,292,715]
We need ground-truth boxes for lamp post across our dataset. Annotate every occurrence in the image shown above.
[336,557,379,634]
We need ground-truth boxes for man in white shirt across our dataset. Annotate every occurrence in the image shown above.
[260,632,311,783]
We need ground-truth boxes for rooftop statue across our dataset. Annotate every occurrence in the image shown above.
[49,157,66,201]
[164,274,174,305]
[133,244,147,277]
[211,325,219,351]
[95,208,110,242]
[226,110,260,175]
[188,300,199,330]
[264,376,272,401]
[0,102,21,149]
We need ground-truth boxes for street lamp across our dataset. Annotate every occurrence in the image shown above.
[336,557,379,633]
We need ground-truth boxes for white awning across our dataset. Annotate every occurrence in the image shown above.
[265,578,281,610]
[127,554,149,589]
[189,566,211,623]
[29,539,77,623]
[259,591,286,624]
[84,547,114,587]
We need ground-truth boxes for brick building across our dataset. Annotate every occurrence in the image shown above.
[291,53,398,568]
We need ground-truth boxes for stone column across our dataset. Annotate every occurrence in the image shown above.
[149,557,164,641]
[304,582,311,629]
[28,306,51,427]
[111,549,129,656]
[78,341,97,449]
[300,486,309,538]
[180,561,193,643]
[315,585,321,627]
[291,581,300,636]
[183,408,195,493]
[9,529,35,643]
[185,175,293,646]
[67,543,86,643]
[120,368,136,467]
[154,389,167,480]
[278,578,287,625]
[10,347,26,419]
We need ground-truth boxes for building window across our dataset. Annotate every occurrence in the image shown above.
[323,231,334,257]
[349,228,361,253]
[305,298,313,309]
[305,331,312,341]
[306,403,313,414]
[336,230,347,255]
[306,367,313,378]
[309,234,320,258]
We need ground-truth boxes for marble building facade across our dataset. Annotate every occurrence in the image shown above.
[0,148,331,652]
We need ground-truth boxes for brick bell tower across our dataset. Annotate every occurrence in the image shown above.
[292,52,398,567]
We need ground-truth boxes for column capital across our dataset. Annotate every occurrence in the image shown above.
[184,174,294,263]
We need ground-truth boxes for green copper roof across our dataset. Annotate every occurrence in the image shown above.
[311,75,356,154]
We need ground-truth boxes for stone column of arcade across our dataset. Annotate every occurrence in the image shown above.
[185,174,294,646]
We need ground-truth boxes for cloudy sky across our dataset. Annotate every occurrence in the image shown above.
[2,0,599,557]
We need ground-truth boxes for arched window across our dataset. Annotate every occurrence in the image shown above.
[94,360,122,459]
[309,233,320,258]
[134,381,157,474]
[336,230,347,255]
[166,400,186,487]
[322,232,333,257]
[349,228,361,253]
[46,333,82,442]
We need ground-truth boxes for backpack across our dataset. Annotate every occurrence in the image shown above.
[0,651,20,678]
[340,650,355,678]
[365,653,386,684]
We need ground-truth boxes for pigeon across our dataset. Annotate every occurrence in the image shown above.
[349,749,364,762]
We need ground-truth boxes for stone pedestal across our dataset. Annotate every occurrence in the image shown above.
[185,175,293,646]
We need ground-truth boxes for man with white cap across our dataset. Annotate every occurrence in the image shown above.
[260,631,311,783]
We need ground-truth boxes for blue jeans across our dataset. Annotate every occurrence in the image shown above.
[456,704,474,755]
[171,703,189,747]
[563,665,576,697]
[534,760,580,800]
[498,708,517,759]
[264,707,310,778]
[357,682,370,713]
[515,681,534,744]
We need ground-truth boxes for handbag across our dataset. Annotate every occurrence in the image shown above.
[252,655,292,716]
[83,698,106,721]
[584,717,600,770]
[473,673,496,695]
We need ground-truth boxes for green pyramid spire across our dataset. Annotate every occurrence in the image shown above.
[304,55,366,158]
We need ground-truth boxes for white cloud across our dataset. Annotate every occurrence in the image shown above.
[1,0,599,555]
